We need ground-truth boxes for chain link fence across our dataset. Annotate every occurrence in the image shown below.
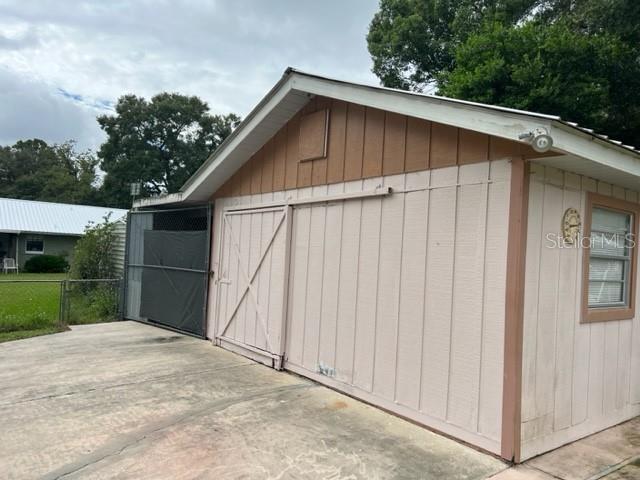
[0,278,122,341]
[124,205,210,337]
[60,279,122,325]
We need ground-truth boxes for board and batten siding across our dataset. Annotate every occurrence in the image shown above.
[520,163,640,460]
[208,159,512,455]
[212,95,539,199]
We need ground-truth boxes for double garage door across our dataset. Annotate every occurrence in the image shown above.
[215,192,433,414]
[214,180,505,451]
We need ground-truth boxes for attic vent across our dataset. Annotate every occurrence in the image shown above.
[299,108,329,161]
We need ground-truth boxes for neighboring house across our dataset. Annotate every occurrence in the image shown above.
[0,197,128,270]
[128,68,640,462]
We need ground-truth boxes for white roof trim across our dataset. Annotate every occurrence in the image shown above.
[136,68,640,207]
[549,123,640,178]
[134,192,185,209]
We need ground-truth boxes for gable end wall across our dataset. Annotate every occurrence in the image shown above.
[212,95,542,199]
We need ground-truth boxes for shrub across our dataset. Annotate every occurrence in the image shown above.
[23,255,69,273]
[64,282,120,325]
[89,285,119,319]
[69,215,119,280]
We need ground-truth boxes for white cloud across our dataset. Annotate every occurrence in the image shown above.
[0,0,380,149]
[0,67,106,150]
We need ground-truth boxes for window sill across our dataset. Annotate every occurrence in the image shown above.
[25,251,44,255]
[582,306,635,323]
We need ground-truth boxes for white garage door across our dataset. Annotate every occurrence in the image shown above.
[282,166,509,453]
[215,206,291,368]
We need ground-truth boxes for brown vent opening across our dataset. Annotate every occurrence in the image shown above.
[299,108,329,161]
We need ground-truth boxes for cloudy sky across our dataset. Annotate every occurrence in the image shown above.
[0,0,380,151]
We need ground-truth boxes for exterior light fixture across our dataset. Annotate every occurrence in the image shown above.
[518,127,554,153]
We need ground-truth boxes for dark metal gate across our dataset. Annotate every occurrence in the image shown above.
[123,205,211,337]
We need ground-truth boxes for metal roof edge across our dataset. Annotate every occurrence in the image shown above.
[0,196,128,213]
[551,120,640,157]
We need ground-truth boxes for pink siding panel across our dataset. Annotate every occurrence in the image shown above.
[447,181,487,431]
[352,185,383,392]
[520,166,640,460]
[373,174,406,401]
[318,188,344,371]
[395,185,429,410]
[421,168,458,419]
[334,182,363,383]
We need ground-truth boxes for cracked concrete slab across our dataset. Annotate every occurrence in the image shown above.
[0,321,506,480]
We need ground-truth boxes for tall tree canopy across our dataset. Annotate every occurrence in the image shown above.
[0,139,99,205]
[367,0,640,146]
[98,93,240,208]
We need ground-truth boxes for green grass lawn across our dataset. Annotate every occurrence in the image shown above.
[0,273,66,342]
[0,273,119,343]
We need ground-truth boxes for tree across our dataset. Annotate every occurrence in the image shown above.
[367,0,640,146]
[439,21,640,145]
[98,93,240,208]
[0,139,100,205]
[367,0,538,90]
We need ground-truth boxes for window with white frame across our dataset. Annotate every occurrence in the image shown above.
[25,236,44,254]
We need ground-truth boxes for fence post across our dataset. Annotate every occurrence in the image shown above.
[64,279,68,325]
[117,279,124,321]
[65,280,70,325]
[58,280,66,326]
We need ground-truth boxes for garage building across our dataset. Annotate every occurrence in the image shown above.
[130,69,640,462]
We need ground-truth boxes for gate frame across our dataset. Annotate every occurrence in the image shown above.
[122,203,213,338]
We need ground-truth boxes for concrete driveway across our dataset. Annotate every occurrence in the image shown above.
[0,321,506,479]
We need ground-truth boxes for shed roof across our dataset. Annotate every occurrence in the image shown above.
[135,68,640,208]
[0,197,128,236]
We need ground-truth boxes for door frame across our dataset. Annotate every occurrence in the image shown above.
[214,204,293,369]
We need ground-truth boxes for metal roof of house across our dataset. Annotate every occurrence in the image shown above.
[134,68,640,208]
[0,197,128,236]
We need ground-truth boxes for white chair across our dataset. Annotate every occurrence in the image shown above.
[2,258,18,274]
